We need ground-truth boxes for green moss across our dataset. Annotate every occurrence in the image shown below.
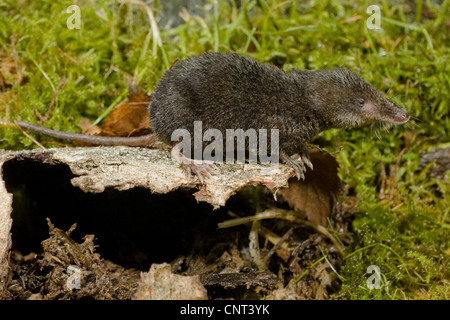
[0,0,449,299]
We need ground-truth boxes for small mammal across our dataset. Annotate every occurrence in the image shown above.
[17,52,409,181]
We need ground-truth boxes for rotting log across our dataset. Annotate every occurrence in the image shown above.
[0,146,296,286]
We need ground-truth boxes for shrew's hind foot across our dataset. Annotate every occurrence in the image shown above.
[281,150,313,180]
[171,142,216,184]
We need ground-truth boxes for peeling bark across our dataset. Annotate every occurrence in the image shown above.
[0,150,13,288]
[0,146,295,284]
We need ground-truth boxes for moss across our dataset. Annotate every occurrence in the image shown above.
[0,0,449,299]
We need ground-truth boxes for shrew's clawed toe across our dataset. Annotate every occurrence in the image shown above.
[181,161,215,184]
[171,142,215,183]
[281,151,313,180]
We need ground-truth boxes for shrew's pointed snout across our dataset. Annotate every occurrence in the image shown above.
[391,106,409,124]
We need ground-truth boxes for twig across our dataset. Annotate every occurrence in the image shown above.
[388,147,407,199]
[264,227,293,265]
[57,47,78,64]
[218,208,345,256]
[249,219,265,271]
[339,15,362,24]
[17,125,47,150]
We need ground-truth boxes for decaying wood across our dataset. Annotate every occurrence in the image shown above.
[418,147,450,180]
[0,150,13,290]
[0,146,340,289]
[0,146,292,284]
[135,263,208,300]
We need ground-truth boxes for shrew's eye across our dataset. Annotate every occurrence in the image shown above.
[358,98,365,106]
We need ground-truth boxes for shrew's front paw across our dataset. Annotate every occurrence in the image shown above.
[280,150,313,180]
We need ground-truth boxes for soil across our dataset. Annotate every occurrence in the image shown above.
[1,187,355,300]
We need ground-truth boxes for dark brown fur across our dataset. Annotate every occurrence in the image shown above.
[150,52,408,155]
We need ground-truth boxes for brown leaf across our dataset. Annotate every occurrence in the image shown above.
[72,118,103,147]
[278,149,341,226]
[101,102,151,137]
[101,84,151,137]
[75,85,152,146]
[79,117,102,135]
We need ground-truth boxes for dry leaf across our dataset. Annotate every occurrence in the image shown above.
[74,84,151,146]
[79,117,102,135]
[101,102,151,137]
[278,149,341,226]
[101,84,151,137]
[72,118,103,147]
